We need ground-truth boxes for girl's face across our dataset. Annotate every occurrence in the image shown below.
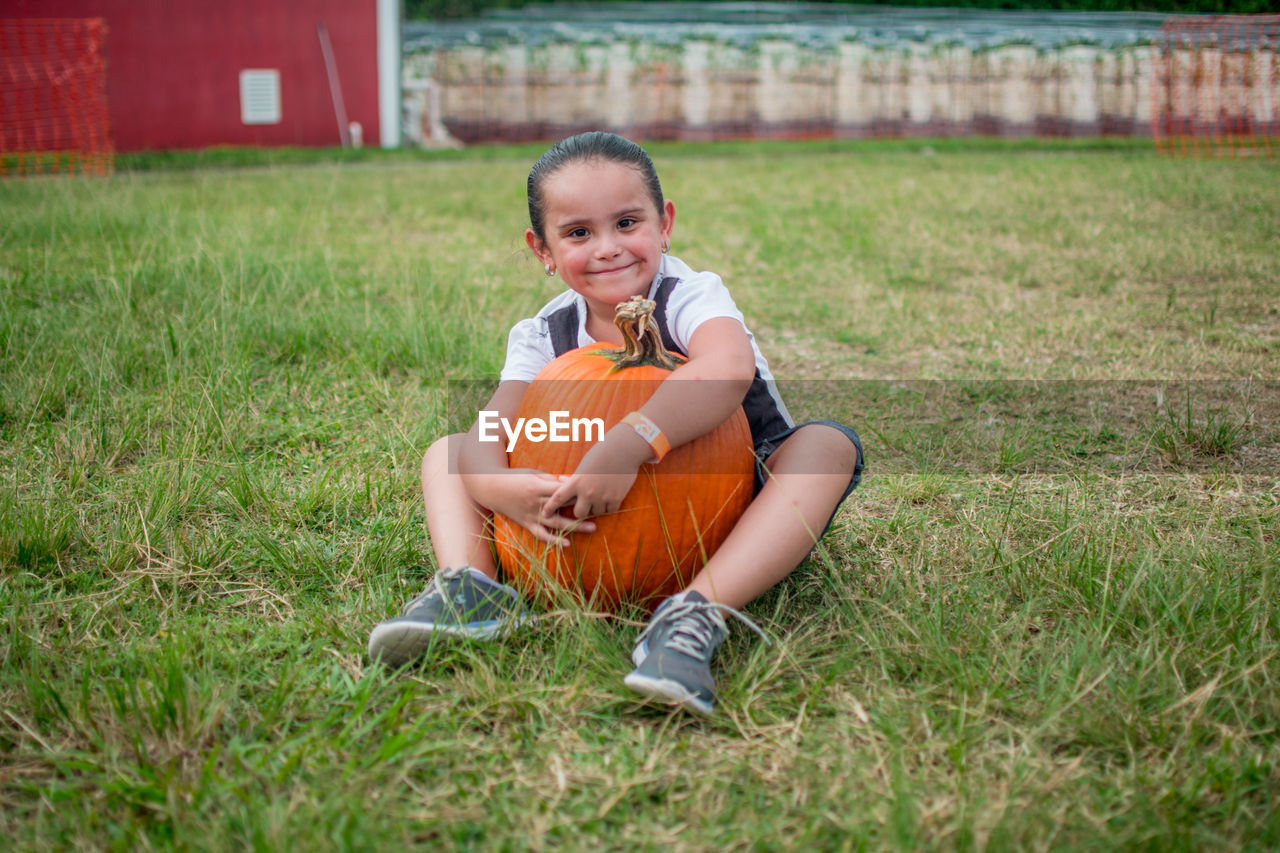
[526,158,674,325]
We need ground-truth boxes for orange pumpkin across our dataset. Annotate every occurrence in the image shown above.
[493,296,754,611]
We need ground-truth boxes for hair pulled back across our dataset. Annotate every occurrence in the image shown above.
[526,131,664,243]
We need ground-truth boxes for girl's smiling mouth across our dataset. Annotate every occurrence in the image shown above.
[590,263,636,277]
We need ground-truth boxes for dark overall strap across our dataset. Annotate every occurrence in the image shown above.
[742,375,793,441]
[547,304,580,358]
[650,276,686,357]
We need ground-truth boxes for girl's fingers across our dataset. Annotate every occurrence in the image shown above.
[534,506,597,538]
[530,523,569,548]
[569,515,596,534]
[551,513,595,533]
[547,480,575,508]
[527,472,565,495]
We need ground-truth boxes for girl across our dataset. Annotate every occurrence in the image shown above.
[369,132,863,715]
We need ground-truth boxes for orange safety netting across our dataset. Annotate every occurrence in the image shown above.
[1154,15,1280,158]
[1,18,114,177]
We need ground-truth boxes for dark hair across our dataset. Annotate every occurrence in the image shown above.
[526,131,664,242]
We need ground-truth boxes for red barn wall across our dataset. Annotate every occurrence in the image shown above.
[2,0,383,151]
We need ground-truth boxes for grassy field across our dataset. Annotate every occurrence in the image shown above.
[2,140,1277,850]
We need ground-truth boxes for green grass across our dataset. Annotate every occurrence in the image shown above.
[2,139,1278,850]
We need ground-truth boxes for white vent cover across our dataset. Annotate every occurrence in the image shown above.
[240,69,281,125]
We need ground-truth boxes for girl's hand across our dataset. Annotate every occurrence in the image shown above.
[484,468,596,547]
[542,425,651,521]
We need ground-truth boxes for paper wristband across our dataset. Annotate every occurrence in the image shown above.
[621,412,670,463]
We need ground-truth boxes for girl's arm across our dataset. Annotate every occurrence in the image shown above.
[460,380,594,547]
[633,316,757,449]
[543,317,756,520]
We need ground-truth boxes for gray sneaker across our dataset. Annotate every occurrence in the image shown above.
[623,590,768,715]
[367,566,529,667]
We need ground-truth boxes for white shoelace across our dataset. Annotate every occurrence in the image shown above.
[638,596,771,662]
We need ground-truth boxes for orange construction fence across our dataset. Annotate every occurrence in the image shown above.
[1153,15,1280,158]
[0,18,114,177]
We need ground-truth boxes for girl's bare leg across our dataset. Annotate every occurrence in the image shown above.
[420,434,497,578]
[685,424,858,609]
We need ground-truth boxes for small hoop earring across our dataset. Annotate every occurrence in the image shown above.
[661,243,670,254]
[544,264,555,277]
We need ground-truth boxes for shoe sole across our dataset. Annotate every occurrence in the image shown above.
[367,619,508,668]
[623,671,714,715]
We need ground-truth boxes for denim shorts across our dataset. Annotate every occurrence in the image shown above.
[752,419,865,537]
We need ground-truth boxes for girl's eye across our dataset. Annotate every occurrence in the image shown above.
[568,227,588,238]
[617,217,636,229]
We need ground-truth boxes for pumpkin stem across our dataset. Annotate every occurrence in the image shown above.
[613,296,682,370]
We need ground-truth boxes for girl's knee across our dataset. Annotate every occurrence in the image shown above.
[422,433,465,482]
[792,423,861,473]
